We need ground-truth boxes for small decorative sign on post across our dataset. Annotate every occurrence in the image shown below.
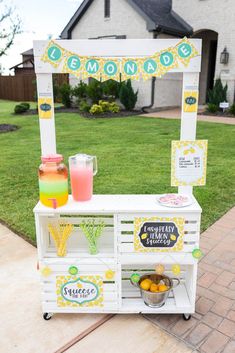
[183,90,199,113]
[171,140,208,186]
[56,275,104,307]
[134,217,185,252]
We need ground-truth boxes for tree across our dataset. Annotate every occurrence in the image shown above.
[0,0,21,57]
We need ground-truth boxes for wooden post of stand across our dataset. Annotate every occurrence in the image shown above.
[179,72,200,195]
[36,73,56,155]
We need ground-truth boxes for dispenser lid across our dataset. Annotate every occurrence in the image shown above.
[41,154,63,163]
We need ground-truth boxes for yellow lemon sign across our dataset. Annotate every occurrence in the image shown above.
[38,97,53,119]
[183,91,198,113]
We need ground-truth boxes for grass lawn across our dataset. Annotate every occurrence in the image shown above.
[0,99,235,244]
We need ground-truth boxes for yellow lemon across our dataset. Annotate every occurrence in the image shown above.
[77,283,83,289]
[140,279,152,291]
[170,234,176,241]
[172,264,181,275]
[105,270,115,280]
[141,233,148,240]
[150,283,159,292]
[158,284,169,292]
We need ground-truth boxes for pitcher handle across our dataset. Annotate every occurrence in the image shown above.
[171,278,180,288]
[93,156,98,176]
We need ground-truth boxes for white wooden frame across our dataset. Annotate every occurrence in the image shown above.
[33,39,202,318]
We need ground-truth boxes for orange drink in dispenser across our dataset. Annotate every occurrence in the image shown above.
[38,154,68,208]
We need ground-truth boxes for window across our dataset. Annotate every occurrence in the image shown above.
[104,0,110,18]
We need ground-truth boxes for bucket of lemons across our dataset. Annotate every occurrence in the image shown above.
[131,273,180,308]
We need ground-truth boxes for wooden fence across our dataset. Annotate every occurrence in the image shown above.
[0,74,68,102]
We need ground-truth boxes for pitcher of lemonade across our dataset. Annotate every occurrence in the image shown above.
[69,154,98,201]
[38,154,68,208]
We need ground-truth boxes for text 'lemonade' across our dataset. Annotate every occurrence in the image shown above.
[39,154,68,208]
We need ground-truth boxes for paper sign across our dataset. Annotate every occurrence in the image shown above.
[56,275,104,307]
[171,140,208,186]
[183,91,199,113]
[38,98,53,119]
[134,217,185,252]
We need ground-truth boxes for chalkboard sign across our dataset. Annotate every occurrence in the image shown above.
[134,217,185,252]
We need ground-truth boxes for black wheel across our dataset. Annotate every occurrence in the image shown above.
[183,314,191,321]
[43,312,52,321]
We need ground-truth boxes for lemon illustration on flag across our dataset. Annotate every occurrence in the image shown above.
[170,234,176,241]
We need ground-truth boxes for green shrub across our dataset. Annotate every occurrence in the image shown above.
[207,78,228,106]
[108,102,120,113]
[229,103,235,116]
[14,104,28,114]
[79,100,91,113]
[72,81,88,102]
[59,83,72,108]
[20,102,30,110]
[207,103,218,113]
[98,100,110,112]
[102,80,121,99]
[89,104,103,115]
[86,79,103,103]
[119,79,138,110]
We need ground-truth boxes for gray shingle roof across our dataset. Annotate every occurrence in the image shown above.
[60,0,192,39]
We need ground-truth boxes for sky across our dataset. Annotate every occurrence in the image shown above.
[0,0,83,74]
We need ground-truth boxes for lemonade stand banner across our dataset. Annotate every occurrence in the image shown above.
[171,140,208,186]
[41,37,198,81]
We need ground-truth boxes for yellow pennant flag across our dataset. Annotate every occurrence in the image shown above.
[41,40,65,68]
[101,58,120,82]
[82,57,103,80]
[121,58,141,81]
[176,37,199,66]
[62,51,84,78]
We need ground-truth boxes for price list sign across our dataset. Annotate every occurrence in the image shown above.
[171,140,208,186]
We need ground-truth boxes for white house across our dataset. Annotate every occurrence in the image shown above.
[61,0,234,110]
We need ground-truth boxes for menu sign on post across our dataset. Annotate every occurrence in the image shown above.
[171,140,208,186]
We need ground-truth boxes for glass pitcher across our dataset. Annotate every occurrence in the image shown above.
[69,154,98,201]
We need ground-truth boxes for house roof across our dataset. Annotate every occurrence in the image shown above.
[60,0,193,39]
[21,48,34,56]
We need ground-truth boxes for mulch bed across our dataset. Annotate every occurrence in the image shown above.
[15,106,143,118]
[199,111,235,118]
[0,124,19,133]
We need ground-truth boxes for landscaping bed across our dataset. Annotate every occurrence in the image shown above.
[0,124,19,133]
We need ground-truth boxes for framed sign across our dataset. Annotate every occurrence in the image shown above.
[183,90,199,113]
[171,140,208,186]
[134,217,185,252]
[38,97,53,119]
[56,275,104,307]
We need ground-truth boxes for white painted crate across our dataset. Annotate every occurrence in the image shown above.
[34,194,201,315]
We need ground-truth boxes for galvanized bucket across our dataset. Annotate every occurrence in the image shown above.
[131,273,180,308]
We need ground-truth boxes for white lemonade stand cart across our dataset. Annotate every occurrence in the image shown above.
[33,38,205,320]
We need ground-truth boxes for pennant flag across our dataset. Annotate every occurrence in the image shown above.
[62,51,84,77]
[157,47,179,76]
[121,58,141,81]
[41,40,65,68]
[140,57,159,80]
[101,58,120,82]
[176,37,199,66]
[82,57,103,80]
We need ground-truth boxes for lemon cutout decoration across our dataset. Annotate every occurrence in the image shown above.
[131,273,140,283]
[105,270,115,280]
[69,265,78,276]
[41,266,52,277]
[170,234,176,241]
[172,264,181,275]
[155,264,165,275]
[141,233,148,240]
[192,248,203,259]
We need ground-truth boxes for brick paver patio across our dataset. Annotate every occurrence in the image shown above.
[144,207,235,353]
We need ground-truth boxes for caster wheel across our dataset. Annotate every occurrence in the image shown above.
[43,313,53,321]
[183,314,191,321]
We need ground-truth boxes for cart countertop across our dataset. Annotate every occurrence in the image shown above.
[33,194,202,214]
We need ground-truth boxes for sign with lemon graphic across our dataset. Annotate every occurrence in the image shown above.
[171,140,208,186]
[134,217,185,252]
[56,275,103,307]
[183,90,199,113]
